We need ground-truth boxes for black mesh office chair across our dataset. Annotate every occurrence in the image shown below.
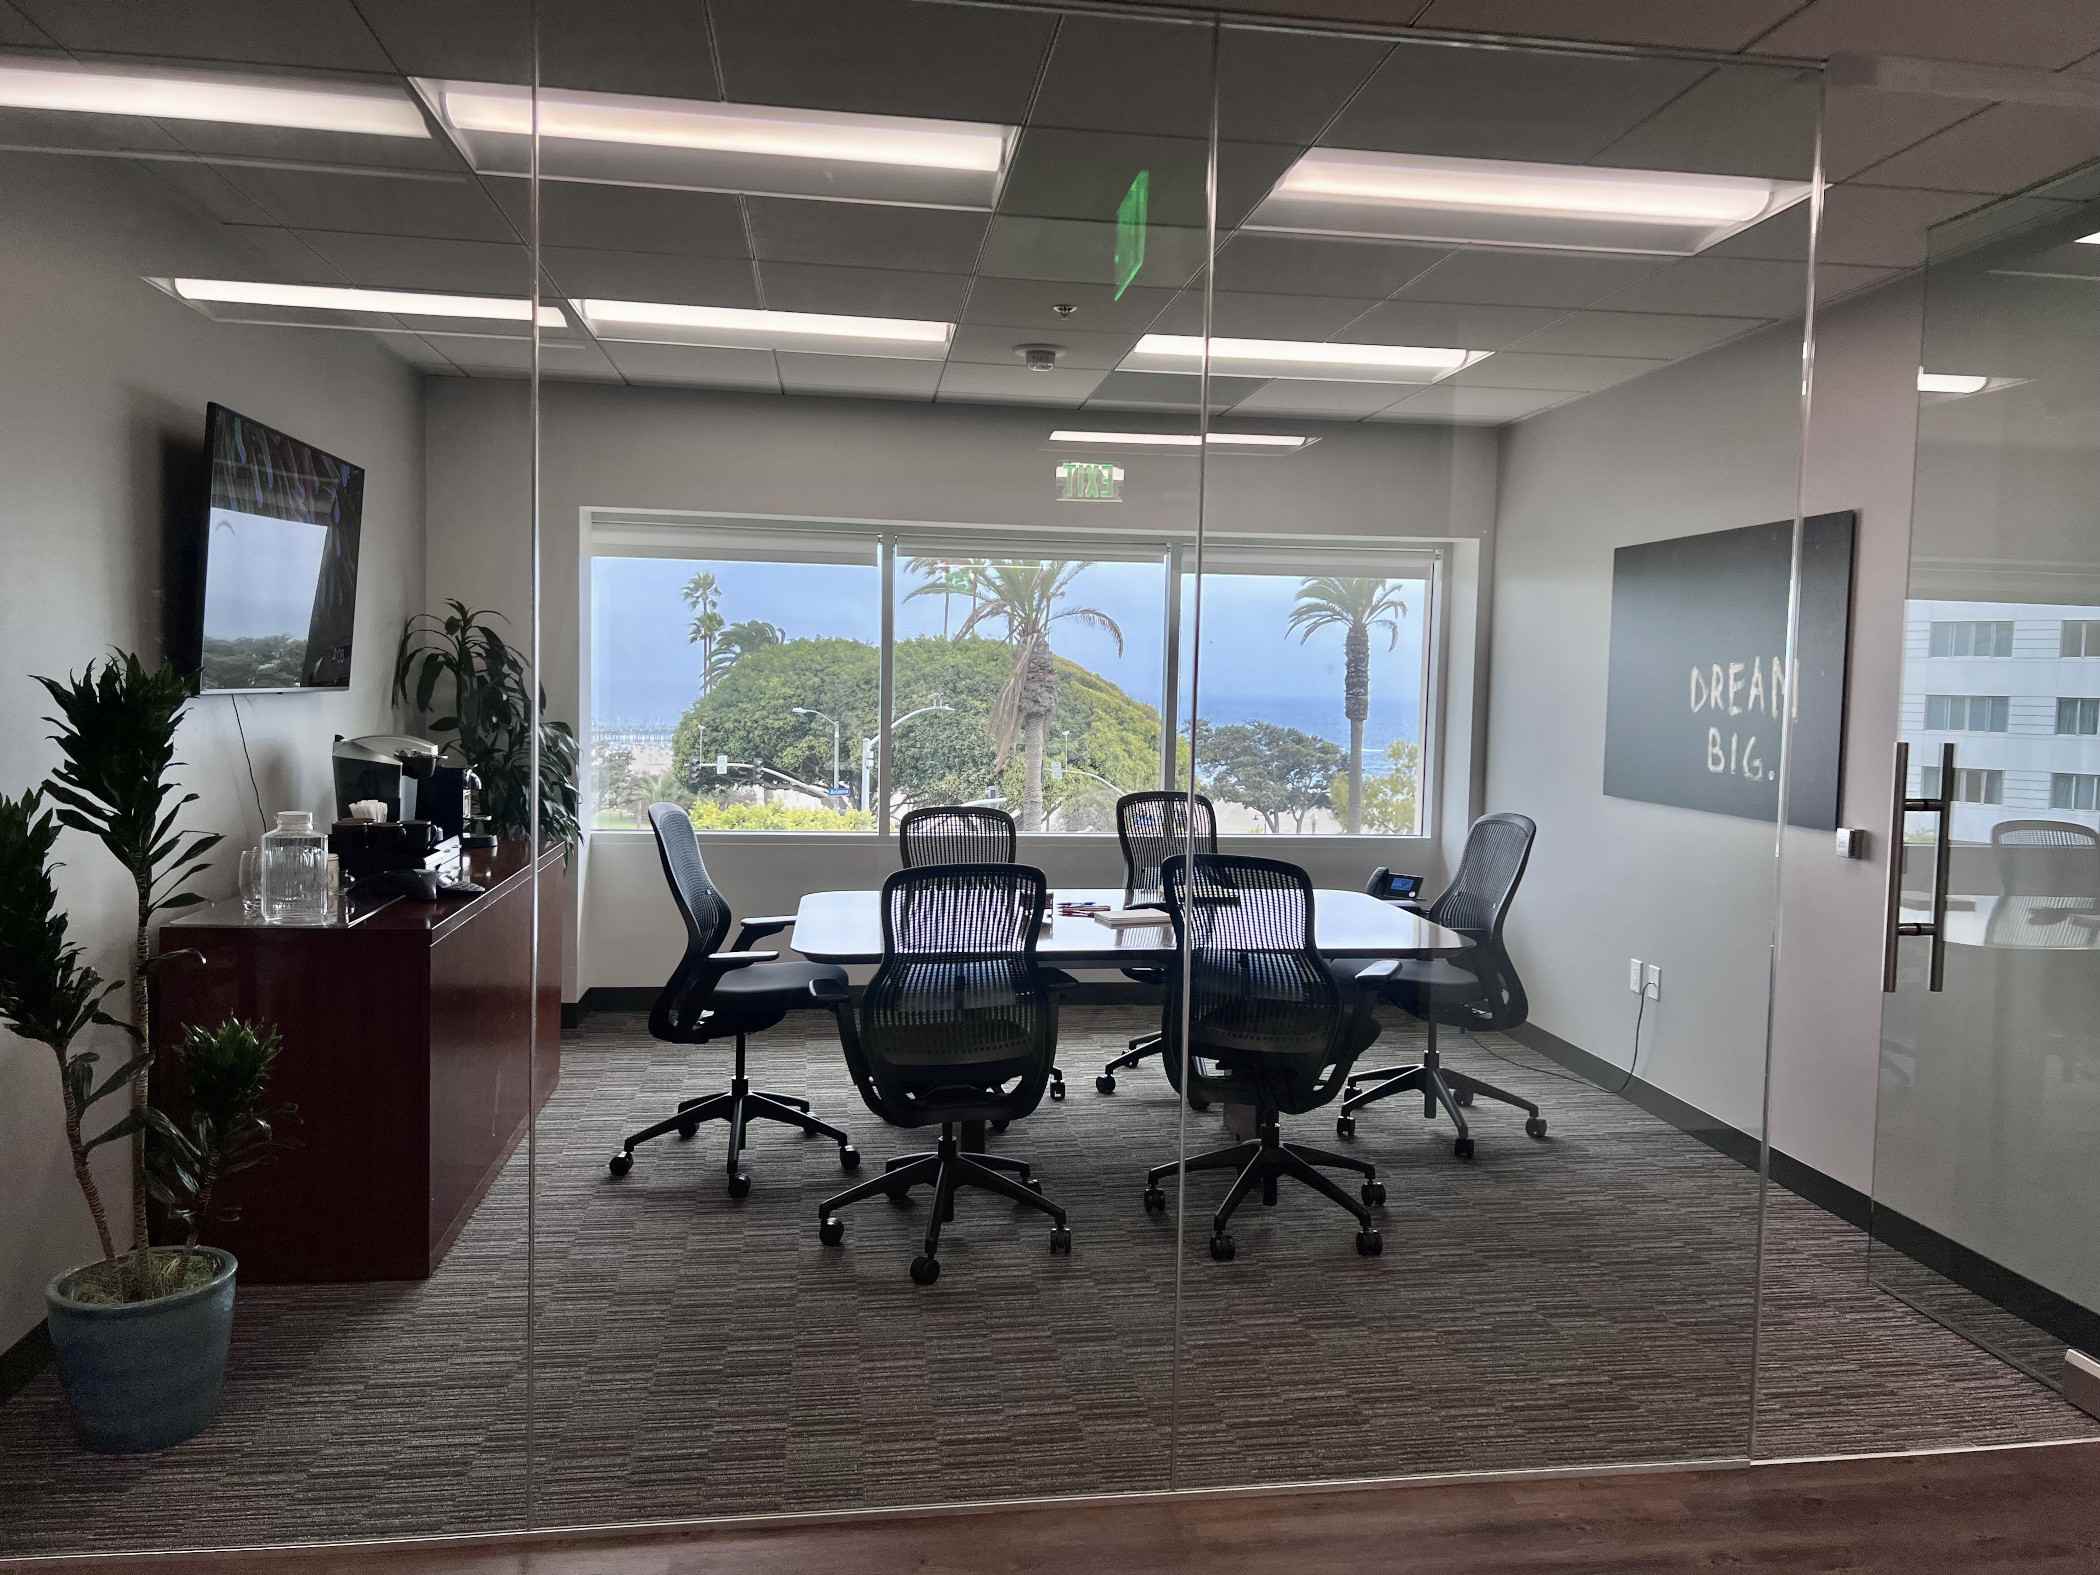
[608,803,860,1195]
[1141,853,1391,1261]
[810,863,1070,1284]
[1337,811,1546,1159]
[898,804,1063,1103]
[1095,790,1218,1096]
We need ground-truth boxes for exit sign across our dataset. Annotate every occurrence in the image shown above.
[1056,460,1123,502]
[1114,170,1149,301]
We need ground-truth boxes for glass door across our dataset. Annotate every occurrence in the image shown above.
[1872,172,2100,1404]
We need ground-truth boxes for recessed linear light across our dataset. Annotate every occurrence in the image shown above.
[1917,369,2028,401]
[2077,230,2100,245]
[574,300,953,359]
[163,279,564,328]
[1049,429,1314,451]
[1120,334,1488,385]
[414,78,1015,209]
[1247,149,1811,256]
[0,53,428,138]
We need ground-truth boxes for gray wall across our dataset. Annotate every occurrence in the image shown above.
[423,381,1501,996]
[0,155,428,1348]
[1486,282,1924,1191]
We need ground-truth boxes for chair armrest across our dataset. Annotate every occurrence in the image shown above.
[708,949,779,968]
[735,915,795,947]
[1354,958,1399,985]
[808,976,852,1007]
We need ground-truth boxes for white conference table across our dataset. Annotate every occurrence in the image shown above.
[791,884,1472,966]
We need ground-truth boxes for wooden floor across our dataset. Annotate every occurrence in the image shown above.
[16,1442,2099,1574]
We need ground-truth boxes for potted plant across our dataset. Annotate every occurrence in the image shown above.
[394,600,580,848]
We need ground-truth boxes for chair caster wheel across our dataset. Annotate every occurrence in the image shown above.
[1336,1115,1356,1141]
[1026,1177,1044,1195]
[818,1216,844,1246]
[1526,1116,1548,1139]
[1361,1180,1386,1207]
[1356,1229,1384,1257]
[728,1172,752,1198]
[1188,1094,1210,1113]
[1050,1225,1072,1255]
[1096,1074,1116,1095]
[840,1144,861,1172]
[886,1187,913,1207]
[607,1151,633,1178]
[1050,1080,1066,1102]
[1143,1184,1167,1215]
[675,1119,698,1140]
[1453,1137,1475,1161]
[1455,1088,1475,1107]
[990,1119,1010,1134]
[1208,1233,1236,1262]
[910,1255,941,1285]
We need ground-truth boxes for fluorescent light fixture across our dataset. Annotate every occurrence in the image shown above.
[1246,148,1811,256]
[2077,230,2100,245]
[414,78,1015,209]
[1917,371,1988,395]
[575,299,953,359]
[163,279,564,328]
[0,53,428,138]
[1119,333,1488,385]
[1049,429,1313,450]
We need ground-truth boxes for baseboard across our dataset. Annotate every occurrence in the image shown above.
[0,1319,51,1403]
[1507,1022,2100,1360]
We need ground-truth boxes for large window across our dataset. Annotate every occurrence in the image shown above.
[1920,766,2004,806]
[588,519,1437,837]
[1924,693,2010,732]
[2051,773,2100,811]
[1929,619,2014,657]
[2057,696,2100,736]
[2061,620,2100,657]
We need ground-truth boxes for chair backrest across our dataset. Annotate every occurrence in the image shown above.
[1426,812,1536,943]
[1991,817,2100,900]
[846,863,1058,1123]
[1116,790,1217,898]
[898,804,1017,867]
[646,801,735,1041]
[1160,852,1359,1113]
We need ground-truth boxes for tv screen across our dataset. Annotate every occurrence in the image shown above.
[192,403,364,693]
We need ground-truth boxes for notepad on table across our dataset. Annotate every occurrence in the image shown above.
[1092,907,1171,929]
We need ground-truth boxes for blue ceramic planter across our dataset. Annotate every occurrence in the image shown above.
[45,1248,237,1453]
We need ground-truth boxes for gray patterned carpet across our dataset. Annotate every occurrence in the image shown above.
[1,1007,2091,1558]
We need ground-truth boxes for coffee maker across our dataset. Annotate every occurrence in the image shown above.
[333,734,439,823]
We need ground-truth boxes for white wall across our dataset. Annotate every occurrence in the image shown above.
[424,381,1501,995]
[0,154,427,1348]
[1486,281,1925,1191]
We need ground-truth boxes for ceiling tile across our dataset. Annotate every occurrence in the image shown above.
[1712,184,1998,268]
[603,341,781,390]
[937,362,1105,407]
[1149,289,1380,339]
[1454,352,1669,391]
[0,8,55,45]
[757,263,967,321]
[379,334,460,374]
[134,158,280,226]
[444,336,621,381]
[1410,0,1800,51]
[1320,43,1706,164]
[541,247,758,307]
[1595,256,1897,316]
[210,167,516,242]
[294,230,531,292]
[493,181,746,257]
[1818,84,1978,184]
[1591,63,1822,180]
[1001,127,1295,231]
[947,324,1139,371]
[1085,370,1265,410]
[10,0,395,69]
[708,0,1054,124]
[1026,14,1219,140]
[1213,233,1449,298]
[206,224,347,284]
[362,0,718,98]
[1230,379,1407,416]
[776,352,941,401]
[1509,309,1769,358]
[978,215,1207,291]
[962,274,1178,335]
[1216,27,1387,146]
[1375,384,1576,423]
[1333,298,1570,349]
[0,104,186,156]
[1857,101,2100,196]
[1395,248,1661,309]
[1750,0,2100,70]
[746,198,988,275]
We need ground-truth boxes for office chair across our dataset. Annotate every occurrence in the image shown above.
[607,802,861,1195]
[810,863,1070,1284]
[1095,790,1218,1096]
[1337,811,1546,1159]
[898,804,1063,1102]
[1142,853,1391,1261]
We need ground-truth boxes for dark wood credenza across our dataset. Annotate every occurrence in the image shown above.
[153,840,564,1283]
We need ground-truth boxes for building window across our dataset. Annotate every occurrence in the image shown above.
[2061,620,2100,657]
[586,519,1438,837]
[2056,697,2100,736]
[1929,619,2013,657]
[1924,694,2009,732]
[1920,766,2004,805]
[2050,773,2100,812]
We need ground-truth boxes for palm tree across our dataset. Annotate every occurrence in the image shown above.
[907,561,1122,832]
[708,618,784,689]
[682,571,725,694]
[1284,577,1408,834]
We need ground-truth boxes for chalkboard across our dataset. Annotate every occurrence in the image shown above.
[1603,512,1855,830]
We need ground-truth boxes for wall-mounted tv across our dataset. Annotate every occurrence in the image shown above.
[186,403,364,693]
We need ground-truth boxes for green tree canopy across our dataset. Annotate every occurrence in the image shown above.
[1195,720,1345,833]
[1329,737,1422,835]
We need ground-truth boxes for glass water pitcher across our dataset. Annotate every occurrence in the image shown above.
[260,810,329,924]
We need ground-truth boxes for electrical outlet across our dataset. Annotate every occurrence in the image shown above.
[1628,957,1644,994]
[1644,962,1662,1000]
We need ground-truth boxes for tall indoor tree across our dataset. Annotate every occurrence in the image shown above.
[1284,577,1408,835]
[908,561,1122,832]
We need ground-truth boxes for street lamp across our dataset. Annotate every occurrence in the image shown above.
[863,703,953,813]
[789,707,842,805]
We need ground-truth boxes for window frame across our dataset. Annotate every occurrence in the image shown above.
[2056,696,2100,736]
[1928,619,2013,658]
[580,508,1446,843]
[1924,693,2010,732]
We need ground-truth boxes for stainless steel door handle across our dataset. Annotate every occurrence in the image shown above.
[1883,740,1955,993]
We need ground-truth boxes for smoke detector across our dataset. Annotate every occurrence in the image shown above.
[1015,342,1064,372]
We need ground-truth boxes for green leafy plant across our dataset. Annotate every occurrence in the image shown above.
[145,1018,294,1278]
[34,654,222,1296]
[393,601,579,849]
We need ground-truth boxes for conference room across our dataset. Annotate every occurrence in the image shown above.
[2,0,2098,1560]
